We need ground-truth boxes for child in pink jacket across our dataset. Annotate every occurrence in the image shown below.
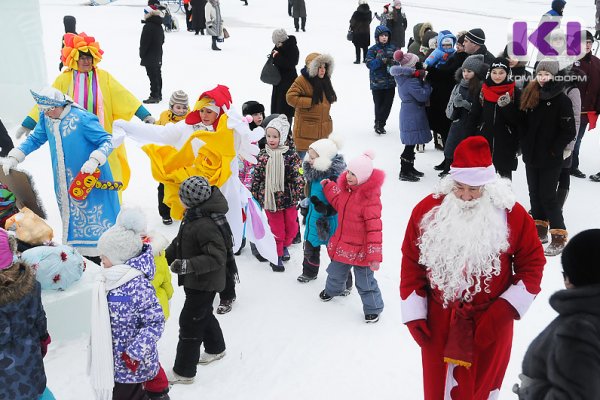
[318,150,385,323]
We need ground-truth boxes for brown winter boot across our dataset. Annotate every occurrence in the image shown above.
[534,220,549,244]
[544,229,568,257]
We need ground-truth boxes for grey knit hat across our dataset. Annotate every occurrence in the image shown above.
[535,60,559,76]
[461,54,487,78]
[169,90,189,108]
[265,114,290,146]
[272,28,289,45]
[179,176,212,208]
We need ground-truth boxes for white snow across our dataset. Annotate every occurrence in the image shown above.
[3,0,599,399]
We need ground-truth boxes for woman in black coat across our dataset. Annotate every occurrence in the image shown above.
[270,29,299,123]
[349,2,372,64]
[140,5,165,103]
[465,58,522,179]
[519,60,576,257]
[515,229,600,399]
[190,0,207,35]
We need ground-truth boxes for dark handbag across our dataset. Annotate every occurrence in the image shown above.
[346,30,353,41]
[223,28,230,39]
[260,55,281,86]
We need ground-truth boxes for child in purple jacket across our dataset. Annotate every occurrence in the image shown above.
[90,207,165,400]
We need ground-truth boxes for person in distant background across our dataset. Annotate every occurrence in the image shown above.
[288,0,307,33]
[349,0,372,64]
[140,0,165,104]
[58,15,76,71]
[270,29,299,123]
[190,0,206,35]
[387,0,407,49]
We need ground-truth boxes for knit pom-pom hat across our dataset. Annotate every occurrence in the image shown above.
[347,150,375,184]
[97,207,147,265]
[308,132,343,171]
[393,50,419,68]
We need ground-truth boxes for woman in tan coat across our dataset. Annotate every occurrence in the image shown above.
[286,53,337,155]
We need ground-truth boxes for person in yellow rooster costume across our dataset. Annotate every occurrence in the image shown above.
[112,85,278,263]
[17,32,156,194]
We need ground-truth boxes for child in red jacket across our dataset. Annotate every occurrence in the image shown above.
[318,150,385,323]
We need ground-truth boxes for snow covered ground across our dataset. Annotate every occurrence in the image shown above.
[4,0,600,398]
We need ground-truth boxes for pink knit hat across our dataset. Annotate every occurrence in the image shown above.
[393,50,419,68]
[0,229,14,270]
[347,150,375,184]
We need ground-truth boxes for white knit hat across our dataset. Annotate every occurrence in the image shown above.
[308,133,342,171]
[266,114,290,146]
[97,207,147,265]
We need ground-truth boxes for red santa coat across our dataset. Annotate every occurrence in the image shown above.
[400,194,545,400]
[322,169,384,267]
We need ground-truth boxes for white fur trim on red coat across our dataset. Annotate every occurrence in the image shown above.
[401,290,428,323]
[499,280,536,319]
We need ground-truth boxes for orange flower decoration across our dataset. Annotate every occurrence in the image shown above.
[60,32,104,71]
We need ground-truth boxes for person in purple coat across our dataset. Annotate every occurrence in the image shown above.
[90,207,165,400]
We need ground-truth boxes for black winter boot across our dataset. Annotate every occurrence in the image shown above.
[374,121,384,135]
[250,242,267,262]
[438,158,451,177]
[399,158,420,182]
[211,36,221,51]
[234,237,246,256]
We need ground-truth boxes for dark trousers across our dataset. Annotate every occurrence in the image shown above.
[173,289,225,378]
[157,183,171,219]
[294,17,306,30]
[219,272,236,302]
[354,45,367,62]
[145,64,162,99]
[558,166,571,190]
[113,383,148,400]
[401,145,416,161]
[302,240,321,277]
[184,3,192,30]
[525,164,565,229]
[571,114,588,170]
[372,88,396,126]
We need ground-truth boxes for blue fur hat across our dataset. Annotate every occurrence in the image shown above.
[30,88,69,110]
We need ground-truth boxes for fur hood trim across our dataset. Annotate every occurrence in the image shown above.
[303,154,346,181]
[337,168,385,199]
[389,65,415,77]
[0,262,36,306]
[306,53,335,78]
[419,22,433,42]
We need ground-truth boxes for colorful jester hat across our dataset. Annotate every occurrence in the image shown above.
[60,32,104,71]
[185,84,233,127]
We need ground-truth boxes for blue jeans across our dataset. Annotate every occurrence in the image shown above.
[571,114,588,170]
[325,261,384,315]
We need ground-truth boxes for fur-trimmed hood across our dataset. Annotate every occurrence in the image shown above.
[413,22,433,44]
[0,262,36,307]
[303,154,346,181]
[305,53,335,78]
[337,168,385,199]
[389,65,416,77]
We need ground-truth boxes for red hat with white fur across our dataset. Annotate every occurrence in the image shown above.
[450,136,497,186]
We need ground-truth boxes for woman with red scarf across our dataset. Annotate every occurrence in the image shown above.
[465,57,522,179]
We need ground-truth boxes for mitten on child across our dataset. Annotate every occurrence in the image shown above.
[121,352,140,373]
[406,319,431,347]
[40,333,51,358]
[474,298,518,348]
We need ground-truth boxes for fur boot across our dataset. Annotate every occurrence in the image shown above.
[545,229,568,257]
[534,220,549,244]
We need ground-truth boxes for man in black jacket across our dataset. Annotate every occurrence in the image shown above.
[140,1,165,104]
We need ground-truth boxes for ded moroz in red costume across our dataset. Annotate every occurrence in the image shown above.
[400,137,545,399]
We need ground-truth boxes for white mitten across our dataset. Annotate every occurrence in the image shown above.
[15,126,32,139]
[2,149,26,175]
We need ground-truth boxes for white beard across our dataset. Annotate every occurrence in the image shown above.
[418,177,514,306]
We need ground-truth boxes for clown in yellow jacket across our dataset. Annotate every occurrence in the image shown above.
[112,85,278,263]
[18,32,155,193]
